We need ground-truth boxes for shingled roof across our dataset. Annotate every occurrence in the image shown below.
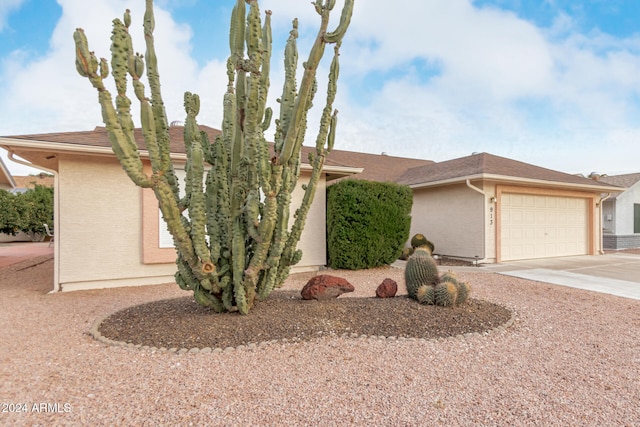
[397,152,623,192]
[13,174,55,189]
[598,173,640,199]
[2,125,433,183]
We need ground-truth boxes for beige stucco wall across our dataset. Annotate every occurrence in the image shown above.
[290,174,327,271]
[410,183,486,260]
[57,155,177,291]
[57,154,326,291]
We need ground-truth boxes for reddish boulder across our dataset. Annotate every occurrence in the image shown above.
[301,275,355,300]
[376,278,398,298]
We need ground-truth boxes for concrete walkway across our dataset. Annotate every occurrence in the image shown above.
[480,253,640,301]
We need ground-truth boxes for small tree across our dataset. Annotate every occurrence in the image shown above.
[0,186,53,238]
[0,190,21,235]
[74,0,353,314]
[20,185,54,238]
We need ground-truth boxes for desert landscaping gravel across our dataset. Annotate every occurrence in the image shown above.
[1,254,639,426]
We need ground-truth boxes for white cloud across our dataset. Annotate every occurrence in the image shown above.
[0,0,201,135]
[0,0,25,32]
[2,0,640,177]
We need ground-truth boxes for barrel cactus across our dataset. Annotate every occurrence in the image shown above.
[404,247,439,299]
[74,0,354,314]
[415,284,435,305]
[399,246,414,260]
[455,281,471,305]
[439,270,471,305]
[410,233,435,253]
[405,254,471,306]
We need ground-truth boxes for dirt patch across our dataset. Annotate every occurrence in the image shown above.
[98,291,512,349]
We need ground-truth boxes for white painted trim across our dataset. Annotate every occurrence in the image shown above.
[0,138,363,177]
[409,173,625,193]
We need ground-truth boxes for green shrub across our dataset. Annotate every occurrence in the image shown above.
[0,185,53,237]
[327,179,412,269]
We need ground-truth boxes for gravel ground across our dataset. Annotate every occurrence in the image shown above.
[1,255,639,426]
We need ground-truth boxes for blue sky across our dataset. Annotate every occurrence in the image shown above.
[1,0,640,177]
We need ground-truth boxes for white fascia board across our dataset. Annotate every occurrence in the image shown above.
[0,138,363,176]
[409,173,626,193]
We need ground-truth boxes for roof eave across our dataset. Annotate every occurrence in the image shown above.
[0,138,363,177]
[407,173,626,193]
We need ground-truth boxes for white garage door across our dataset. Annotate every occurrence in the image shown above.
[501,193,588,261]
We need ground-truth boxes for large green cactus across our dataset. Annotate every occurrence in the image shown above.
[74,0,354,314]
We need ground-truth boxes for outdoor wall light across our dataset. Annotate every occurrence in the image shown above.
[490,196,497,203]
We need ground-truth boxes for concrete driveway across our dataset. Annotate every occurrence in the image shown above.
[481,253,640,300]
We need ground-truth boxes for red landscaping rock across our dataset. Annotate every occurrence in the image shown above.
[376,278,398,298]
[301,275,355,300]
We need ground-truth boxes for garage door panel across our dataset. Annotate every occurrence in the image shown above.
[501,193,588,261]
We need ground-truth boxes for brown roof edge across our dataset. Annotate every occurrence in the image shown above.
[2,125,434,183]
[398,152,625,192]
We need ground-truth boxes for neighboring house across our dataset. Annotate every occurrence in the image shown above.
[0,125,430,292]
[597,173,640,250]
[12,173,55,193]
[396,153,623,263]
[1,125,623,291]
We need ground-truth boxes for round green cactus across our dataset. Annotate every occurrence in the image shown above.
[399,247,414,260]
[434,281,458,307]
[405,247,439,300]
[440,270,471,305]
[410,233,435,253]
[411,233,427,248]
[439,271,458,285]
[455,281,471,305]
[415,284,435,305]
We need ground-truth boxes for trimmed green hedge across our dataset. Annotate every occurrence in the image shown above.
[327,179,412,269]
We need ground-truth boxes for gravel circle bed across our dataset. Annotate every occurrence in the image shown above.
[1,256,639,426]
[96,293,512,350]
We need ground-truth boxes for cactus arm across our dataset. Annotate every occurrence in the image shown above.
[273,19,299,156]
[323,0,354,43]
[258,11,272,131]
[246,163,283,294]
[232,216,248,313]
[74,28,153,188]
[278,0,352,164]
[229,0,246,178]
[275,43,342,285]
[184,93,215,276]
[143,0,179,200]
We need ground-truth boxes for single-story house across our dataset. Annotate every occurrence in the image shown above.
[597,173,640,250]
[396,153,623,263]
[12,173,55,192]
[1,126,624,290]
[0,125,430,291]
